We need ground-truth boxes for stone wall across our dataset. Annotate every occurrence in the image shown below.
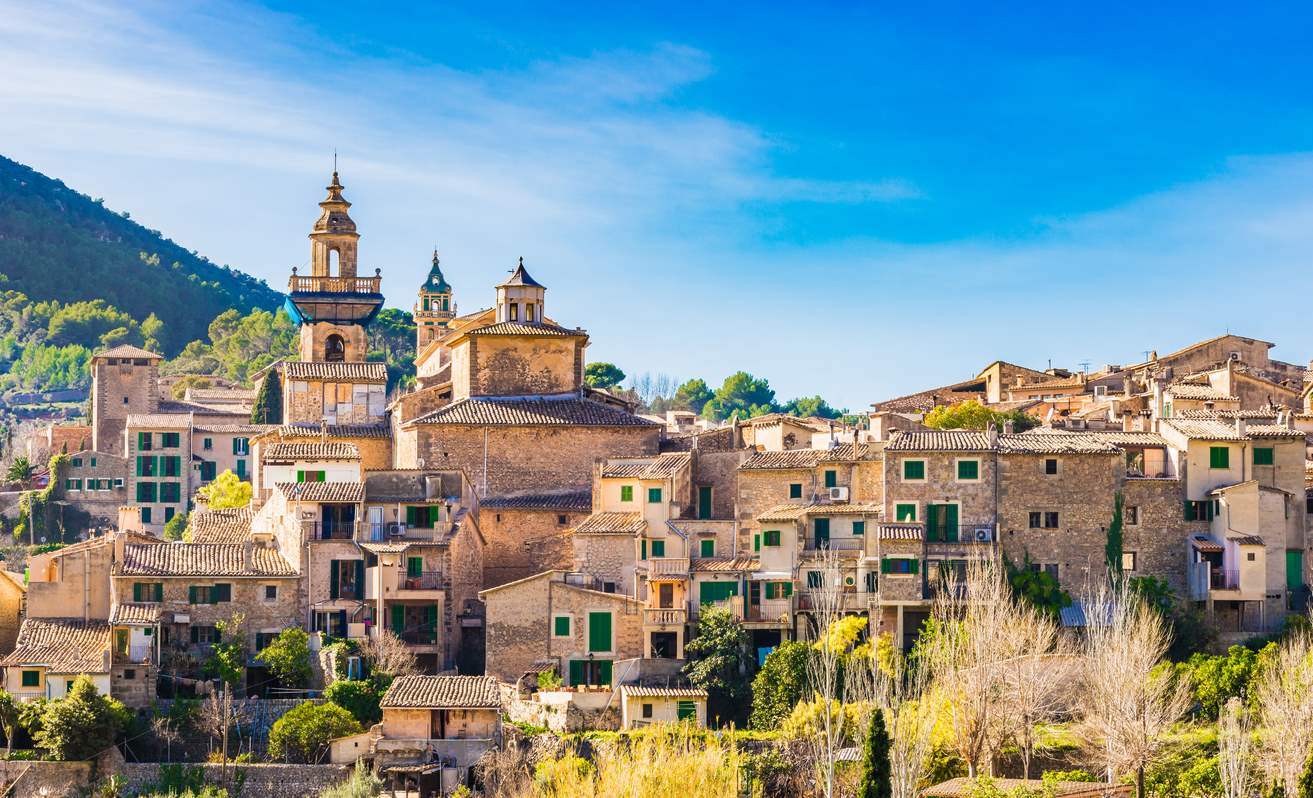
[0,760,93,798]
[692,450,747,520]
[118,762,350,798]
[92,358,160,456]
[1122,477,1201,595]
[467,336,583,398]
[572,534,635,589]
[481,507,580,588]
[737,468,814,549]
[413,423,661,496]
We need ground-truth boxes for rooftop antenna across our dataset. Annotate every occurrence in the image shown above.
[333,150,337,172]
[1078,359,1092,373]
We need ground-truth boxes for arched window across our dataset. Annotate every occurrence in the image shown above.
[325,334,346,362]
[328,249,340,277]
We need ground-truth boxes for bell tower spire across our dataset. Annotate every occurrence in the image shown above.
[308,171,359,278]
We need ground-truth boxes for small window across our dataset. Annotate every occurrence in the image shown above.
[620,485,634,502]
[764,581,793,599]
[1028,511,1042,529]
[824,470,837,488]
[853,520,865,535]
[700,539,715,558]
[903,460,926,481]
[647,487,663,503]
[789,483,803,499]
[1044,512,1059,529]
[1126,506,1139,526]
[895,503,917,522]
[1254,447,1275,466]
[1247,552,1256,562]
[1122,551,1137,571]
[553,616,571,637]
[651,540,666,558]
[882,558,918,575]
[763,530,782,547]
[72,457,82,467]
[956,460,980,481]
[509,303,518,321]
[642,703,653,719]
[753,533,761,552]
[123,669,136,680]
[806,571,822,589]
[264,585,278,601]
[20,670,40,688]
[1209,446,1230,469]
[203,438,213,451]
[1044,459,1059,475]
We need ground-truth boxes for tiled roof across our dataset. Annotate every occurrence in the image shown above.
[126,413,193,428]
[282,361,388,383]
[879,523,922,540]
[1245,425,1307,439]
[94,344,162,360]
[620,686,708,699]
[1085,431,1169,447]
[119,543,296,577]
[1011,376,1086,391]
[691,556,760,572]
[602,453,691,479]
[411,397,656,427]
[1165,384,1238,401]
[156,399,239,416]
[1176,409,1278,421]
[923,778,1128,798]
[381,675,501,709]
[1191,535,1224,553]
[480,490,592,511]
[465,321,582,338]
[739,450,821,470]
[871,379,986,413]
[758,502,882,522]
[273,423,391,439]
[0,618,110,673]
[573,512,646,535]
[997,433,1119,455]
[820,443,877,462]
[188,507,253,544]
[111,603,162,625]
[263,442,360,461]
[275,482,365,503]
[885,431,993,451]
[1233,535,1265,546]
[359,542,411,554]
[191,424,276,434]
[186,388,256,401]
[1162,419,1247,441]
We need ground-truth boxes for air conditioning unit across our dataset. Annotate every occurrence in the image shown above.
[828,486,849,501]
[972,526,993,543]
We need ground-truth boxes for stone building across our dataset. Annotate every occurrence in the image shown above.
[125,413,193,533]
[90,345,163,456]
[414,251,456,352]
[479,489,591,588]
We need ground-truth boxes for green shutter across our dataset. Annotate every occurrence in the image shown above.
[188,586,198,604]
[698,486,713,519]
[903,460,925,480]
[232,438,241,455]
[946,504,959,542]
[677,700,696,720]
[568,660,585,687]
[1255,447,1275,466]
[753,533,761,552]
[620,486,633,502]
[296,470,305,483]
[425,604,438,636]
[782,581,793,597]
[640,540,647,560]
[554,616,571,637]
[824,470,837,488]
[597,660,613,686]
[138,432,149,450]
[406,506,417,527]
[21,670,40,688]
[651,540,665,558]
[896,504,916,522]
[133,583,142,602]
[789,483,802,499]
[701,539,715,558]
[588,611,612,652]
[408,557,423,578]
[392,605,405,634]
[853,520,865,535]
[213,584,231,603]
[814,518,830,547]
[1210,446,1230,469]
[317,471,326,482]
[881,558,892,574]
[909,559,920,575]
[648,487,662,503]
[958,460,979,480]
[1288,551,1305,590]
[330,560,340,599]
[355,560,365,593]
[154,583,163,602]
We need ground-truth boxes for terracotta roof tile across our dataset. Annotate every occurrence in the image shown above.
[273,423,391,439]
[602,453,691,479]
[885,431,993,451]
[412,397,656,427]
[119,543,296,577]
[997,433,1119,454]
[879,523,922,540]
[465,321,582,338]
[191,424,276,434]
[1233,535,1265,546]
[381,675,501,709]
[282,361,388,383]
[1083,431,1169,447]
[185,388,256,402]
[739,450,821,470]
[126,413,193,428]
[0,618,110,673]
[188,507,253,544]
[1245,424,1306,439]
[923,778,1129,798]
[1176,409,1278,421]
[480,490,592,511]
[758,502,882,521]
[275,482,365,502]
[111,603,162,625]
[262,442,360,461]
[619,686,708,699]
[691,556,760,572]
[1166,384,1238,401]
[1162,419,1248,441]
[573,512,646,535]
[94,344,162,361]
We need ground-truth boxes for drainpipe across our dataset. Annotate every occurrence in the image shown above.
[482,428,489,498]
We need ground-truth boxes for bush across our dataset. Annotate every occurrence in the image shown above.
[750,641,809,730]
[537,668,562,691]
[325,680,382,726]
[34,676,129,760]
[257,627,313,689]
[268,702,362,763]
[318,760,383,798]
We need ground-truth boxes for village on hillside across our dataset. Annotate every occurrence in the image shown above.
[1,172,1312,798]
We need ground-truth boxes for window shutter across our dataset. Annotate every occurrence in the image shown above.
[588,611,612,652]
[355,560,365,592]
[188,586,198,604]
[154,583,163,602]
[214,584,231,603]
[391,605,405,634]
[133,583,142,602]
[881,558,892,574]
[568,660,585,687]
[190,627,199,644]
[424,604,438,632]
[677,700,696,720]
[330,560,340,599]
[317,471,326,482]
[753,534,760,552]
[652,540,665,558]
[946,504,959,542]
[554,616,570,636]
[909,559,920,575]
[297,470,305,483]
[337,610,348,635]
[640,540,647,561]
[408,557,422,578]
[783,581,793,597]
[701,539,715,558]
[406,507,417,527]
[598,659,613,686]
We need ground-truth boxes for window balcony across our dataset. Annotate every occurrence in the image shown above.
[303,520,360,541]
[648,558,689,578]
[643,607,688,627]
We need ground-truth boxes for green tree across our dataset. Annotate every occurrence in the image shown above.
[250,370,283,424]
[5,456,33,483]
[923,400,1039,432]
[325,679,382,726]
[0,690,19,756]
[1106,491,1125,577]
[46,299,139,348]
[672,378,714,414]
[34,675,129,760]
[163,511,188,542]
[197,470,252,509]
[781,395,843,419]
[205,614,247,688]
[584,362,626,389]
[1005,554,1072,618]
[859,708,892,798]
[140,312,165,353]
[702,372,776,421]
[1300,749,1313,798]
[257,628,313,689]
[750,640,810,730]
[1177,644,1268,719]
[268,702,362,763]
[682,606,751,726]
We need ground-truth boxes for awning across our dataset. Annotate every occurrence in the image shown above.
[750,571,793,581]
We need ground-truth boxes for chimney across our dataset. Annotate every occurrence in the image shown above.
[1002,420,1015,435]
[1122,412,1134,433]
[1235,417,1247,437]
[1123,375,1133,397]
[1150,350,1158,362]
[320,419,328,443]
[986,422,999,448]
[117,505,143,534]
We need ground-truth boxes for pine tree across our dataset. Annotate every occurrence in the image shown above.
[859,707,892,798]
[250,369,283,424]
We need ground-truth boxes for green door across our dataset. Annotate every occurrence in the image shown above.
[597,660,613,686]
[927,505,959,542]
[814,518,830,548]
[1288,551,1305,590]
[698,486,713,519]
[424,604,439,642]
[588,611,612,652]
[568,660,586,687]
[391,605,405,635]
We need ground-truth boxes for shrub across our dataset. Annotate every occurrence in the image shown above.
[537,668,562,691]
[34,676,129,760]
[318,760,383,798]
[257,627,313,689]
[750,641,809,730]
[325,680,382,726]
[269,702,362,763]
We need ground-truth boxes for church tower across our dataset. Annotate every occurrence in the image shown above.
[495,257,545,324]
[285,171,384,363]
[414,250,455,351]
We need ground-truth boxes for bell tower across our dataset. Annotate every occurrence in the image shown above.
[495,257,545,324]
[414,249,456,351]
[285,171,384,362]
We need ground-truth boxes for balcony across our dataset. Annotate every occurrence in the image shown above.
[795,592,876,612]
[643,607,688,627]
[303,520,360,541]
[1210,568,1241,591]
[288,274,382,295]
[397,572,445,598]
[649,558,690,579]
[803,537,864,554]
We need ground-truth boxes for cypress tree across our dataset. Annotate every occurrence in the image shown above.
[859,707,892,798]
[1106,490,1125,577]
[1299,748,1313,798]
[250,370,283,425]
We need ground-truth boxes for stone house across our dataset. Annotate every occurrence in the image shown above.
[26,423,92,463]
[0,618,111,701]
[478,490,591,588]
[0,572,25,656]
[125,413,194,533]
[90,345,163,457]
[191,423,270,488]
[254,423,393,472]
[619,685,707,729]
[109,601,161,707]
[57,450,129,530]
[253,441,363,499]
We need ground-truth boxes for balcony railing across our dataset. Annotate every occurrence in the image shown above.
[643,607,688,626]
[288,275,382,294]
[804,537,864,553]
[303,520,359,541]
[649,558,690,578]
[398,627,438,645]
[399,572,444,592]
[1210,568,1241,591]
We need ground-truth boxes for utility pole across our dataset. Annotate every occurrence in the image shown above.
[221,681,230,789]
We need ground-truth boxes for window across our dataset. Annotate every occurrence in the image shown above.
[140,507,152,524]
[824,470,837,488]
[132,582,164,602]
[235,459,247,479]
[1044,512,1060,529]
[648,487,662,503]
[190,625,219,646]
[677,700,697,721]
[160,482,181,503]
[853,520,865,535]
[161,432,180,448]
[1254,447,1275,466]
[553,615,572,637]
[164,507,175,523]
[700,539,715,558]
[115,478,124,488]
[956,459,980,481]
[138,432,152,451]
[199,461,217,482]
[753,533,761,552]
[90,457,96,467]
[620,485,634,502]
[1044,459,1059,475]
[1247,552,1257,562]
[136,456,158,477]
[763,530,782,547]
[20,670,39,688]
[296,470,327,483]
[325,333,346,362]
[233,438,250,456]
[162,456,181,477]
[1122,551,1137,571]
[895,503,917,522]
[65,479,82,491]
[588,611,612,653]
[405,506,439,528]
[557,514,568,525]
[123,669,135,680]
[881,558,919,575]
[651,540,666,558]
[1209,446,1230,469]
[72,457,82,466]
[807,570,822,589]
[509,303,518,321]
[264,585,278,602]
[136,482,157,503]
[526,303,536,322]
[764,581,793,599]
[203,438,213,451]
[789,483,803,499]
[1028,511,1042,529]
[1126,505,1140,526]
[1185,500,1216,522]
[902,460,926,481]
[188,584,232,604]
[642,703,653,719]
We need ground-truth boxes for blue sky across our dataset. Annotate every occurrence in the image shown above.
[3,1,1312,409]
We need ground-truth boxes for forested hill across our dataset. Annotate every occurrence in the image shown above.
[0,154,282,354]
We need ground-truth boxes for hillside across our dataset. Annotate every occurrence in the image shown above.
[0,154,282,355]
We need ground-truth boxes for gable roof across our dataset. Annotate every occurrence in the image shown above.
[573,512,646,535]
[602,453,691,479]
[126,413,193,428]
[118,543,295,577]
[111,602,163,625]
[758,502,882,521]
[885,430,993,451]
[262,442,361,462]
[187,507,253,544]
[275,481,365,503]
[1162,418,1248,441]
[281,361,388,383]
[0,618,110,673]
[479,490,592,512]
[381,675,501,709]
[94,344,162,361]
[410,397,656,428]
[1165,383,1238,401]
[272,423,391,439]
[464,321,582,338]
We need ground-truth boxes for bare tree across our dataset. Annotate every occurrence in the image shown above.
[803,545,845,798]
[365,629,419,679]
[861,606,936,798]
[1078,580,1190,798]
[1253,621,1313,795]
[197,685,247,788]
[1218,697,1253,798]
[151,714,181,763]
[997,607,1074,779]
